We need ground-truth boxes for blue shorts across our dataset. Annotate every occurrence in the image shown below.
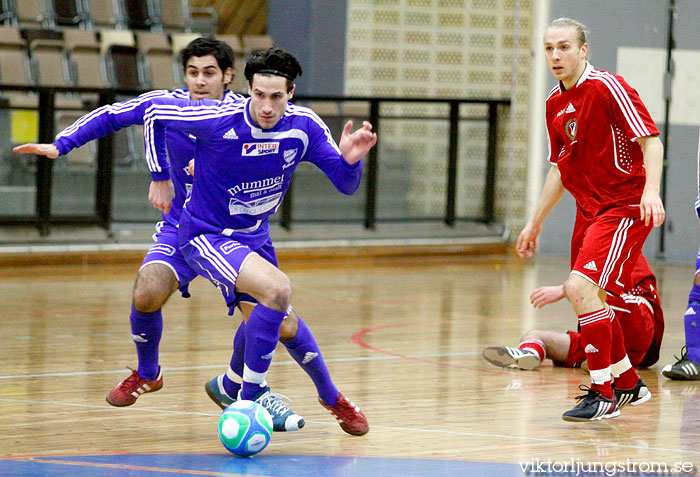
[140,221,198,297]
[180,233,278,314]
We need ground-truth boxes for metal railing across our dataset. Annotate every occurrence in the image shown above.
[0,85,510,236]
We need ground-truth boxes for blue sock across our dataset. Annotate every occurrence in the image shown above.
[685,287,700,362]
[686,252,700,362]
[222,321,245,398]
[283,317,339,406]
[130,304,162,380]
[240,304,285,401]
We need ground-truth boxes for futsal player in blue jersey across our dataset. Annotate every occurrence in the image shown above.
[14,39,345,434]
[143,47,376,435]
[662,127,700,380]
[14,38,244,406]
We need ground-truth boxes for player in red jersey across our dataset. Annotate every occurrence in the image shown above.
[483,255,665,387]
[516,18,665,421]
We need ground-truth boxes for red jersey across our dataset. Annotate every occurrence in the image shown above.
[546,63,659,220]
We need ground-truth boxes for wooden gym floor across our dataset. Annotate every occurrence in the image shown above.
[0,250,698,476]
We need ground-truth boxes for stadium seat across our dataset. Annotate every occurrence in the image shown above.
[28,34,84,108]
[84,0,124,30]
[51,0,89,28]
[62,28,107,89]
[0,25,37,108]
[123,0,159,31]
[15,0,54,28]
[28,36,65,86]
[135,31,175,90]
[99,28,144,90]
[158,0,191,33]
[105,44,143,90]
[99,28,135,51]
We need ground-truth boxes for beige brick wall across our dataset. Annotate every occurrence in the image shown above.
[345,0,534,232]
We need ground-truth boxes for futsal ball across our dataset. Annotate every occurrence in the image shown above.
[218,400,273,457]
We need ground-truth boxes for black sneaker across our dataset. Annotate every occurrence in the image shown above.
[250,386,305,432]
[662,347,700,380]
[614,378,651,408]
[204,374,236,410]
[562,385,620,422]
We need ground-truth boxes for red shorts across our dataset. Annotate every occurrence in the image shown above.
[570,213,652,295]
[558,295,655,368]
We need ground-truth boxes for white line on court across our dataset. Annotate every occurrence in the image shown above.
[0,351,482,380]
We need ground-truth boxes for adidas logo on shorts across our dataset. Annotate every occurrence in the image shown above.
[223,127,238,139]
[584,261,598,271]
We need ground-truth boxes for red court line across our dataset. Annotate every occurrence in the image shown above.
[350,319,589,385]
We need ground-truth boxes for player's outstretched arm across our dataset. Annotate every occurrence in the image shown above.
[12,143,59,159]
[338,120,377,165]
[530,285,566,309]
[637,135,665,228]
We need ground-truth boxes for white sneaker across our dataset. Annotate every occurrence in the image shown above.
[482,345,541,370]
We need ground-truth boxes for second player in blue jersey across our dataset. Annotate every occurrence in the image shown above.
[144,47,377,434]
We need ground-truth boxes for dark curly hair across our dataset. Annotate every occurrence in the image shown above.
[181,37,235,73]
[244,47,302,92]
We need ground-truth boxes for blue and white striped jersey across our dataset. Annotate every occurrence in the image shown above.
[143,97,363,249]
[53,89,244,226]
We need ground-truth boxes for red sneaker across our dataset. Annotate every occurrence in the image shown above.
[106,367,163,407]
[319,393,369,436]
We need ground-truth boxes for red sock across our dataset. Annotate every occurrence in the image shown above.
[610,311,638,389]
[519,339,545,361]
[579,308,613,399]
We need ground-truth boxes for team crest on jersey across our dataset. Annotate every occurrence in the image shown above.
[565,118,578,140]
[242,142,279,156]
[283,148,298,163]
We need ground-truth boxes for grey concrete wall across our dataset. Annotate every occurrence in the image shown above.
[267,0,346,95]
